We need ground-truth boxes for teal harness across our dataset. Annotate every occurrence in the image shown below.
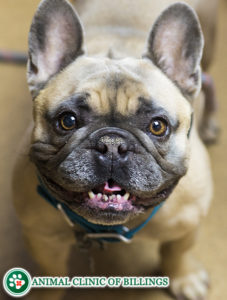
[37,180,163,245]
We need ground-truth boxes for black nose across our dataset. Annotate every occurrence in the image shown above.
[95,135,129,158]
[90,128,135,166]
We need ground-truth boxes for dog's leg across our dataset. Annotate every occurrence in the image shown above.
[160,229,209,300]
[199,72,219,144]
[197,0,220,144]
[23,229,73,300]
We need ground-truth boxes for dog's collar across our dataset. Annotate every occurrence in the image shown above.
[37,179,163,244]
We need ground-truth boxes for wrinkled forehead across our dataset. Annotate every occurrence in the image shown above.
[35,56,191,120]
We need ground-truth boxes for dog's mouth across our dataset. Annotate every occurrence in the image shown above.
[85,180,135,212]
[41,176,177,216]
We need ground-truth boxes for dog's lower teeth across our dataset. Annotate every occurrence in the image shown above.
[124,192,130,200]
[97,193,102,200]
[88,191,95,199]
[88,190,130,203]
[103,195,108,202]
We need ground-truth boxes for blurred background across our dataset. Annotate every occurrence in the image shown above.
[0,0,226,299]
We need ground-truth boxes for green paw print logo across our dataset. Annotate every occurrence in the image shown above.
[3,268,32,297]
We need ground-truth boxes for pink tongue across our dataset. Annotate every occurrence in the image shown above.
[104,181,122,192]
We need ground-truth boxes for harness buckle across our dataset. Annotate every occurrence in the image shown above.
[74,231,131,251]
[85,232,131,243]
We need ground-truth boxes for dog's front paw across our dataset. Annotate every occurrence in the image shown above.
[170,269,209,300]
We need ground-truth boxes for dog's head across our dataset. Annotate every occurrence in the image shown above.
[28,0,203,225]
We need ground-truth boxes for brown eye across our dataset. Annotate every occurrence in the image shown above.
[149,119,167,136]
[60,113,77,131]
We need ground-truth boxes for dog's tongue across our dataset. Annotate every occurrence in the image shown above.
[104,181,122,193]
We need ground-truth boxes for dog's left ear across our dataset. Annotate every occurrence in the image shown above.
[27,0,84,98]
[144,3,204,99]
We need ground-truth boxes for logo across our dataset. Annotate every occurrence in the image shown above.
[3,268,169,296]
[3,268,32,297]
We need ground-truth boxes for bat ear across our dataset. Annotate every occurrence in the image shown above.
[27,0,85,98]
[144,3,204,99]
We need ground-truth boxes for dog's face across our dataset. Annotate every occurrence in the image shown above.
[28,0,203,225]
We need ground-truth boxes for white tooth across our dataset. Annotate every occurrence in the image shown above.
[109,195,114,200]
[88,191,95,199]
[103,195,108,202]
[97,193,102,200]
[124,193,130,200]
[117,194,121,201]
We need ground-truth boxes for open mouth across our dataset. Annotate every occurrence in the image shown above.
[85,179,136,212]
[41,176,176,215]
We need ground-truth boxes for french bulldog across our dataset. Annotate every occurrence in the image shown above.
[13,0,216,299]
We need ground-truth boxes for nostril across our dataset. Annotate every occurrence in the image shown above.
[96,142,108,154]
[118,143,128,155]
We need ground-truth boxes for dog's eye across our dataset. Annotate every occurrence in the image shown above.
[149,118,167,136]
[59,113,77,131]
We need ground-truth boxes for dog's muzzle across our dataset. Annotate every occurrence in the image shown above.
[89,127,136,168]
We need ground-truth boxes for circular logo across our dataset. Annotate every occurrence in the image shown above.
[3,268,32,297]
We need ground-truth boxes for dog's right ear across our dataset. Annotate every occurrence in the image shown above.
[27,0,84,98]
